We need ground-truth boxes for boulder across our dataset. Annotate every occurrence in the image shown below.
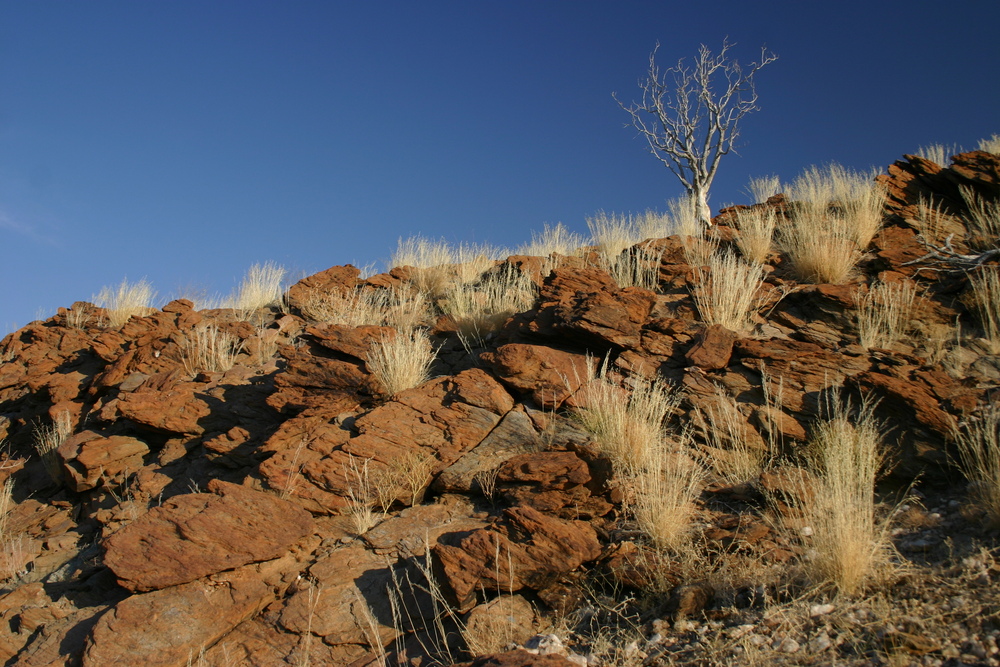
[103,480,313,592]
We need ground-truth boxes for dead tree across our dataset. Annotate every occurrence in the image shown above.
[615,40,777,227]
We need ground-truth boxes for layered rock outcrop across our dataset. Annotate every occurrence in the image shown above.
[0,149,996,665]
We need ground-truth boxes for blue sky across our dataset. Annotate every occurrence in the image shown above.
[2,1,998,333]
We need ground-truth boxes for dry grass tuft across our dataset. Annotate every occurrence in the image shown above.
[232,261,286,321]
[698,385,769,486]
[0,477,28,582]
[587,210,641,257]
[780,164,887,283]
[915,143,959,166]
[979,133,1000,154]
[300,287,389,327]
[969,268,1000,354]
[367,328,435,397]
[732,206,778,264]
[666,196,701,237]
[33,411,71,484]
[94,278,157,328]
[391,236,460,297]
[573,363,703,552]
[516,222,585,261]
[599,242,663,291]
[692,251,766,333]
[912,195,955,244]
[440,270,537,345]
[856,280,917,349]
[796,398,895,596]
[954,403,1000,526]
[181,324,245,375]
[746,174,782,204]
[958,186,1000,249]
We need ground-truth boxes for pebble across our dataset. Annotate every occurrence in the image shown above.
[810,603,835,617]
[772,636,801,653]
[808,632,832,653]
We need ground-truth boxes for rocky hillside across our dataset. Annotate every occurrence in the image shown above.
[0,150,998,667]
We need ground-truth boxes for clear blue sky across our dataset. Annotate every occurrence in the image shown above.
[2,1,998,333]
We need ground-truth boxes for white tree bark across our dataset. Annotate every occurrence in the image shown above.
[615,40,777,228]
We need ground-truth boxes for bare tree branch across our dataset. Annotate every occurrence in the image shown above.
[614,39,777,227]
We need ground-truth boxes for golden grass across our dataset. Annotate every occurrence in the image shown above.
[94,278,157,328]
[979,133,1000,154]
[0,477,28,582]
[914,143,959,166]
[779,218,859,284]
[33,411,71,484]
[181,323,245,375]
[692,251,766,333]
[440,270,537,344]
[299,287,389,327]
[516,222,585,260]
[797,398,895,596]
[958,186,1000,249]
[587,210,641,257]
[746,174,782,204]
[781,164,887,283]
[599,242,663,290]
[912,195,954,244]
[231,261,286,320]
[573,363,704,552]
[666,196,701,236]
[699,385,768,486]
[954,403,1000,526]
[969,268,1000,354]
[367,328,435,397]
[856,280,917,349]
[733,206,778,264]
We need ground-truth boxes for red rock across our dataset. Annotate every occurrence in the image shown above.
[115,382,211,434]
[56,431,149,492]
[685,324,738,370]
[482,344,593,409]
[103,480,313,592]
[83,552,305,667]
[432,505,602,612]
[285,264,361,315]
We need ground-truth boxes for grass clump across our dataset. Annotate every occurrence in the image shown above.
[979,133,1000,154]
[692,251,766,333]
[732,206,778,265]
[232,261,286,321]
[698,385,769,487]
[780,164,887,284]
[958,186,1000,249]
[574,363,703,552]
[599,243,663,290]
[915,143,959,166]
[440,270,537,346]
[954,403,1000,526]
[796,398,895,596]
[746,174,782,204]
[33,411,71,484]
[856,280,917,349]
[516,222,585,261]
[367,328,435,397]
[969,268,1000,354]
[94,278,157,328]
[181,323,245,375]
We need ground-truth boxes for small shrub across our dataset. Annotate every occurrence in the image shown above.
[94,278,157,328]
[955,403,1000,526]
[367,328,435,397]
[733,206,777,264]
[969,268,1000,353]
[232,261,286,320]
[692,251,766,333]
[181,323,245,374]
[857,280,917,349]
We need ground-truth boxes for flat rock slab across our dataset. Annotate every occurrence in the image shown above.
[104,479,313,592]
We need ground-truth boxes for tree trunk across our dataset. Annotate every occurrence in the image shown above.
[695,188,712,227]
